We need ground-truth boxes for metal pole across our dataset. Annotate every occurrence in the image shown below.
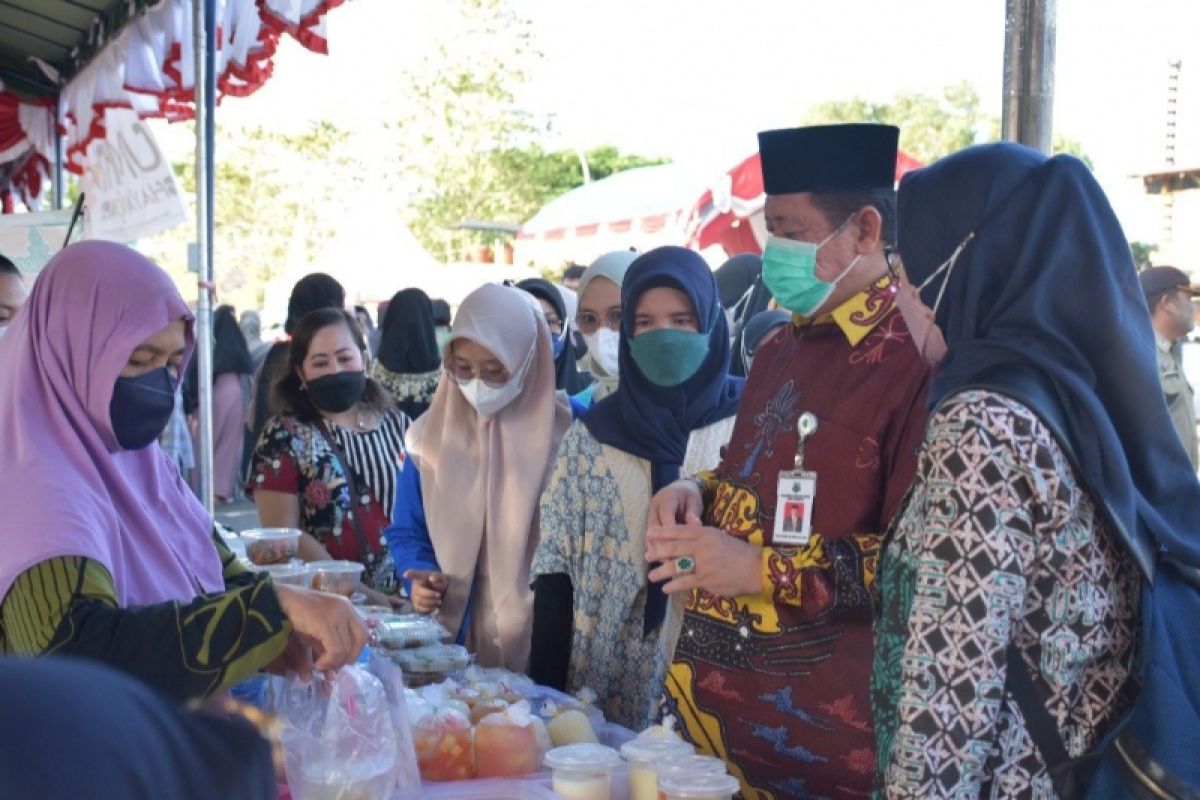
[193,0,215,514]
[52,96,64,210]
[1002,0,1057,154]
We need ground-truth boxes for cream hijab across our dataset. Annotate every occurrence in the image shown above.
[405,283,572,670]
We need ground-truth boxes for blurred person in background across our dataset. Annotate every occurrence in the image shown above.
[739,309,791,375]
[574,250,639,407]
[239,309,271,372]
[0,255,26,340]
[246,273,345,476]
[373,288,442,419]
[1138,265,1198,469]
[431,297,453,353]
[185,305,252,503]
[248,308,408,609]
[531,247,743,729]
[516,277,592,398]
[386,284,571,671]
[561,262,586,293]
[354,304,377,357]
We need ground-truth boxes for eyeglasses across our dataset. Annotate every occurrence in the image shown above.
[447,363,509,387]
[575,309,622,335]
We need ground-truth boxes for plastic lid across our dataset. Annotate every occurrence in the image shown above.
[259,562,307,577]
[240,527,301,540]
[619,736,693,763]
[653,754,727,777]
[543,743,621,772]
[308,559,364,573]
[658,773,741,798]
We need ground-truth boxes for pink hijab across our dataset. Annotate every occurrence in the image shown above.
[406,283,571,670]
[0,241,223,606]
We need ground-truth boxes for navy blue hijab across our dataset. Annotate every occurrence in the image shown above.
[898,142,1200,575]
[583,246,744,630]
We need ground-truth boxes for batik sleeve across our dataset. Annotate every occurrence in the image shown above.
[2,555,291,703]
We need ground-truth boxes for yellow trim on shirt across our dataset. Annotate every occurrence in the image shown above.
[792,274,898,347]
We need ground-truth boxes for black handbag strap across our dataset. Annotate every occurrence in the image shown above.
[315,421,376,566]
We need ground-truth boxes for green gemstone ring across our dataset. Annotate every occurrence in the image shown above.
[674,555,696,575]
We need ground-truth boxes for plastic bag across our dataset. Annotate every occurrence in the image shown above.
[412,702,475,781]
[275,664,408,800]
[475,701,549,778]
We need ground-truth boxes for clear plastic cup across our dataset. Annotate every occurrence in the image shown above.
[544,743,621,800]
[258,560,309,586]
[240,527,302,565]
[619,737,694,800]
[307,559,364,597]
[657,773,741,800]
[652,754,727,781]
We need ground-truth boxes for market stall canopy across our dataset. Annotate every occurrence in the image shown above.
[513,162,713,269]
[1140,166,1200,195]
[0,0,346,209]
[685,149,924,256]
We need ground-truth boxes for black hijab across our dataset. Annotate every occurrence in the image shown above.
[517,278,590,395]
[376,288,441,374]
[898,142,1200,575]
[212,305,252,377]
[714,253,762,310]
[284,273,345,335]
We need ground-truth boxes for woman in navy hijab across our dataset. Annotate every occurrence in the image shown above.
[530,246,743,729]
[872,143,1200,798]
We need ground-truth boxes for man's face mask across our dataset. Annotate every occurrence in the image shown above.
[761,215,860,317]
[894,231,975,366]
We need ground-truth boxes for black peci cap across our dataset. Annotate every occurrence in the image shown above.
[757,123,900,195]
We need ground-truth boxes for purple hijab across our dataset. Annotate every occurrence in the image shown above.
[0,241,223,605]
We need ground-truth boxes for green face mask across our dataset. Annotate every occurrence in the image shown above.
[761,216,859,316]
[628,327,710,387]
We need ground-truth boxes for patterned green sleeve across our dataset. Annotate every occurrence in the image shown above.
[214,527,256,587]
[1,556,291,703]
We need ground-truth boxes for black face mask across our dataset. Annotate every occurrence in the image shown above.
[110,367,176,451]
[307,371,366,413]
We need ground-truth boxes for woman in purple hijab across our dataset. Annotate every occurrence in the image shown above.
[0,241,367,702]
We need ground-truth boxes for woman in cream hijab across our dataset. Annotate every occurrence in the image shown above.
[573,250,638,406]
[385,283,572,671]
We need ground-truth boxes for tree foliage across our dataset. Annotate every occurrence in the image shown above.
[805,81,1092,167]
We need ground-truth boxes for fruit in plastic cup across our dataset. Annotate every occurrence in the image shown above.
[657,772,741,800]
[475,716,541,777]
[544,743,621,800]
[241,528,302,565]
[620,737,694,800]
[258,561,309,587]
[413,719,475,781]
[307,560,365,597]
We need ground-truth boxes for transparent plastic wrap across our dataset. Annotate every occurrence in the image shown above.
[274,662,419,800]
[373,614,451,650]
[474,701,549,778]
[412,703,476,781]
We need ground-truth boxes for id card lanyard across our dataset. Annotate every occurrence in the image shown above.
[773,412,819,546]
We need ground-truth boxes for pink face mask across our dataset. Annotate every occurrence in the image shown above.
[895,231,975,366]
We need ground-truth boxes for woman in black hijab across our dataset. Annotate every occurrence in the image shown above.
[372,288,442,419]
[516,278,590,395]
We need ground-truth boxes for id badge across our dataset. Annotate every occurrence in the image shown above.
[774,469,816,546]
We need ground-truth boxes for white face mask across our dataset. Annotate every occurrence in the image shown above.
[583,328,620,376]
[458,377,523,418]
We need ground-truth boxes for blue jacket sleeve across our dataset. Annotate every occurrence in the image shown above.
[383,462,438,593]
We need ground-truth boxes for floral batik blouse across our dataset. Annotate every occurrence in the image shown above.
[247,409,410,591]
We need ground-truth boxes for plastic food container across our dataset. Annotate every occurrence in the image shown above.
[398,780,558,799]
[258,561,309,587]
[413,713,475,782]
[545,743,621,800]
[289,755,396,800]
[657,773,740,800]
[392,643,470,676]
[355,605,393,621]
[375,614,451,649]
[307,560,364,597]
[241,528,302,565]
[620,737,694,800]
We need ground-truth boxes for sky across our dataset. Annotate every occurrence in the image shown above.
[179,0,1200,265]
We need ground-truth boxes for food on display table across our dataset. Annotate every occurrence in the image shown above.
[375,614,451,649]
[656,773,741,800]
[621,733,694,800]
[652,754,727,781]
[291,759,396,800]
[544,743,621,800]
[474,702,546,778]
[547,708,599,746]
[308,560,365,597]
[258,561,309,586]
[413,709,476,782]
[390,644,471,686]
[241,528,301,565]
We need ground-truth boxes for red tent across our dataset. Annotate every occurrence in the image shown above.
[685,149,924,256]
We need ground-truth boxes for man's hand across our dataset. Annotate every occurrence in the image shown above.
[403,569,449,614]
[646,513,763,598]
[647,479,704,528]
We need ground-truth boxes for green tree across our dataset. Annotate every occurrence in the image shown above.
[1130,240,1159,270]
[805,81,1091,167]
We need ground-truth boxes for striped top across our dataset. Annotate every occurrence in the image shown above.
[328,408,410,517]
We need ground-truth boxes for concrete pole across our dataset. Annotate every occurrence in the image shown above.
[1002,0,1057,154]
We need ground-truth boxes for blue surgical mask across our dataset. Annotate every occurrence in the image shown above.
[628,327,710,387]
[552,334,566,360]
[110,367,176,450]
[761,216,860,316]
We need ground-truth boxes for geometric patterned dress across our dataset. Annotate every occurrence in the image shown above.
[871,390,1142,799]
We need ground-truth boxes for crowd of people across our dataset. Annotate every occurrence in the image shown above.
[0,121,1198,799]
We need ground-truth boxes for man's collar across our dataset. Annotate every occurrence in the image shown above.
[792,275,899,346]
